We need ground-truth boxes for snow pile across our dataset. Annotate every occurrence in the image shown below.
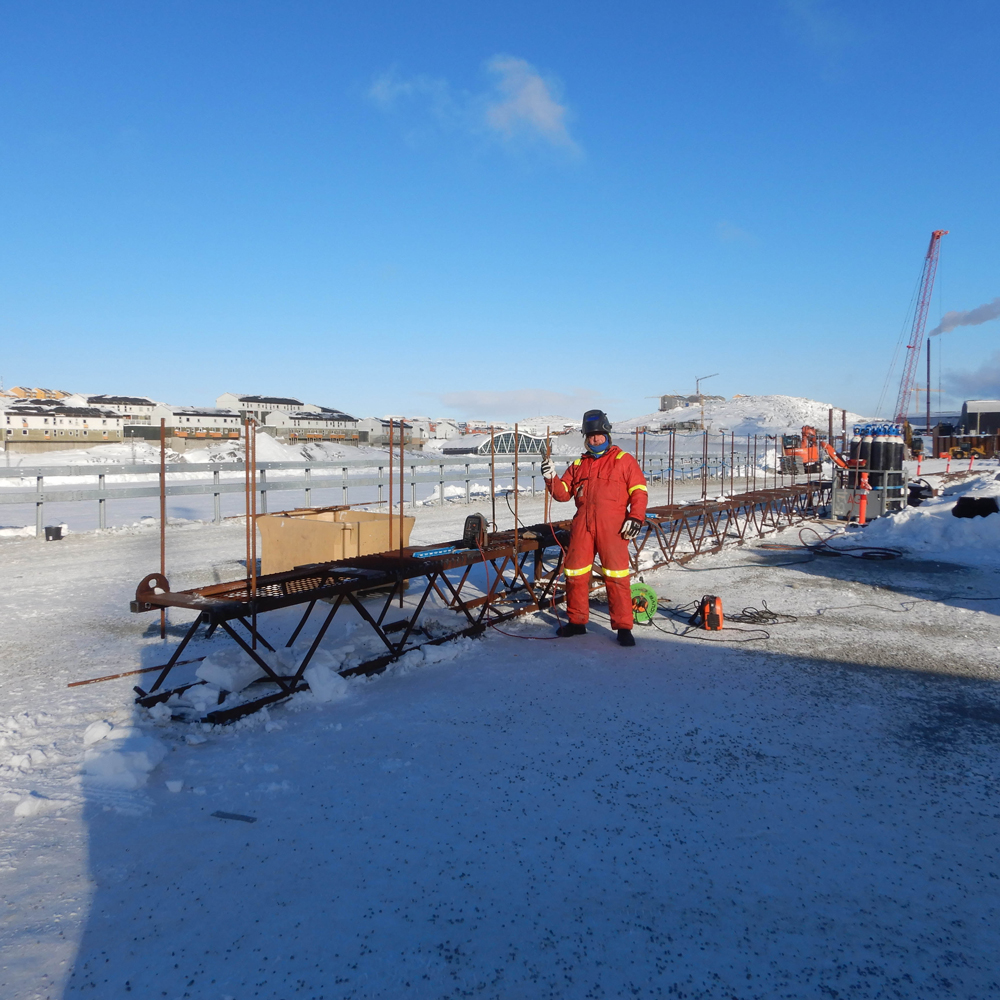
[82,724,167,790]
[840,475,1000,566]
[616,395,869,436]
[13,791,72,818]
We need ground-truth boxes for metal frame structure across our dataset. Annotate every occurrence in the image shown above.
[124,480,831,724]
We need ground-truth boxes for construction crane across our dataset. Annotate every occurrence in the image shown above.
[892,229,948,425]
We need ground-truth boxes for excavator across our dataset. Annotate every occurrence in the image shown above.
[780,426,848,475]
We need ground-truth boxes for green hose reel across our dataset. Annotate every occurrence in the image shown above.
[630,582,658,624]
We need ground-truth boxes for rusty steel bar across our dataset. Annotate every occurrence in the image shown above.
[513,423,520,555]
[159,418,166,640]
[490,425,496,531]
[399,418,405,608]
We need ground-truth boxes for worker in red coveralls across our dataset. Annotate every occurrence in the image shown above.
[541,410,648,646]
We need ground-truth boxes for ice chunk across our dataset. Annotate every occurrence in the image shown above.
[165,780,184,793]
[178,685,223,715]
[147,702,172,724]
[196,649,267,693]
[83,733,167,790]
[83,720,113,746]
[303,660,351,703]
[15,791,71,818]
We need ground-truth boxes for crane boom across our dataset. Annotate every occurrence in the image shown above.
[893,229,947,424]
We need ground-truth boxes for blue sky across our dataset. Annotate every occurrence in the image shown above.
[1,1,998,421]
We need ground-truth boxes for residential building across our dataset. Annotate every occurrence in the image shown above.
[148,405,242,439]
[356,417,414,447]
[2,400,123,453]
[216,393,320,423]
[264,408,359,444]
[87,395,159,425]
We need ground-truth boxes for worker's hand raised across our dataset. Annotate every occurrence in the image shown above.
[541,457,556,480]
[620,517,642,540]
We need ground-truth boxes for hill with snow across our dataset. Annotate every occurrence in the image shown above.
[615,395,869,437]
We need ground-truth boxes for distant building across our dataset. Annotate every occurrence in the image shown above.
[2,399,123,452]
[264,408,359,444]
[431,418,462,440]
[659,394,725,411]
[127,405,243,449]
[216,393,320,423]
[3,386,73,402]
[87,395,159,425]
[961,400,1000,435]
[357,417,414,447]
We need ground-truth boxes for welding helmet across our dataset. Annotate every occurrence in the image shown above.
[582,409,612,456]
[582,410,612,436]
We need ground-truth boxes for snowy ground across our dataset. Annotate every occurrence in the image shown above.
[2,476,1000,998]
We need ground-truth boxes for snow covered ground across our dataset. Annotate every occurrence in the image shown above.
[2,467,1000,998]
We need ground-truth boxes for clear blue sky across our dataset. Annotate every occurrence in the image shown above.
[1,1,998,421]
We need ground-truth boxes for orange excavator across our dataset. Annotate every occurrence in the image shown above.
[780,426,848,474]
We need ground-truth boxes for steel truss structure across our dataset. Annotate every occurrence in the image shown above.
[127,481,830,723]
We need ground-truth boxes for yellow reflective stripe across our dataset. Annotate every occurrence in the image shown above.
[615,451,625,459]
[573,459,581,466]
[600,567,631,578]
[564,564,593,577]
[628,484,648,494]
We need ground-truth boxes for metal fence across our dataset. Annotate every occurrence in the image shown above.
[0,453,759,535]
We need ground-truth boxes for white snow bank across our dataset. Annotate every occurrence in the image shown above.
[14,791,72,818]
[82,728,167,790]
[839,482,1000,566]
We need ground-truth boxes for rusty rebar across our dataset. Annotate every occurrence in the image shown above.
[399,417,404,608]
[513,423,519,554]
[159,417,166,640]
[490,425,496,531]
[544,426,551,523]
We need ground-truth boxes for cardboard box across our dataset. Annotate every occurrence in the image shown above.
[257,506,414,575]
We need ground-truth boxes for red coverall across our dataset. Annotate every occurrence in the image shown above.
[547,446,648,630]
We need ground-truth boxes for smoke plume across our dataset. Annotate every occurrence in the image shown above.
[929,297,1000,336]
[943,351,1000,399]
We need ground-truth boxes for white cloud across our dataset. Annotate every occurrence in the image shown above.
[482,56,580,154]
[367,55,581,156]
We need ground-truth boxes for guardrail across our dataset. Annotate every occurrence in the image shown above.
[0,455,744,535]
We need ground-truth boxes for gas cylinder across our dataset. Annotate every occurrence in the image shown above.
[859,428,873,486]
[848,428,862,487]
[869,427,884,490]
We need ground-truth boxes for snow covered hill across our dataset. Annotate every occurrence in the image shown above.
[616,394,869,437]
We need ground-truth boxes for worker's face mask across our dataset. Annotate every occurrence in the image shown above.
[586,433,609,456]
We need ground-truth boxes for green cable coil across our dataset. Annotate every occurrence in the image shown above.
[630,582,658,624]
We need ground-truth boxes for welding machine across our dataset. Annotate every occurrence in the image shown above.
[690,595,724,631]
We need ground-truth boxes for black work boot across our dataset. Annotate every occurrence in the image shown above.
[556,623,587,637]
[617,629,635,647]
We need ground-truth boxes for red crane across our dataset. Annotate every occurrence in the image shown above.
[893,229,947,424]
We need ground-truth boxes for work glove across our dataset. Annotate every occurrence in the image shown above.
[620,517,643,540]
[541,457,556,480]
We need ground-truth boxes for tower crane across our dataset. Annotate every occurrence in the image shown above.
[893,230,947,425]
